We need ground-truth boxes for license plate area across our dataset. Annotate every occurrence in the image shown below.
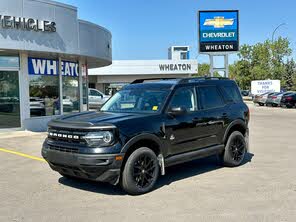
[47,151,77,165]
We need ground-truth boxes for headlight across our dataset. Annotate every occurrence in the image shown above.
[83,131,114,147]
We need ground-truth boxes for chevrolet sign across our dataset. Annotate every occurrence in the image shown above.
[203,17,234,28]
[198,10,239,53]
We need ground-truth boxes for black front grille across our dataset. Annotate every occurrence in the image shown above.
[48,128,87,145]
[48,145,79,153]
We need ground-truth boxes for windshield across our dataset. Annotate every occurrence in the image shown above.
[101,89,169,113]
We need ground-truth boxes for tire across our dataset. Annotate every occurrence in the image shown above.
[259,103,264,106]
[222,131,247,167]
[121,147,159,195]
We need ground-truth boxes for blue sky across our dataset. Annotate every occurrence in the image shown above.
[59,0,296,64]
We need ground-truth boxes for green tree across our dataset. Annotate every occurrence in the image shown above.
[195,63,210,76]
[229,44,253,89]
[283,59,296,90]
[229,37,293,90]
[195,63,221,77]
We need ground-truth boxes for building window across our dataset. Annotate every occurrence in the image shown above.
[29,75,60,117]
[63,76,79,114]
[0,71,21,128]
[180,52,188,60]
[0,56,19,68]
[28,57,82,116]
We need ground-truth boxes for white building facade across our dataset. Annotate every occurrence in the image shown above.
[0,0,112,131]
[89,47,198,94]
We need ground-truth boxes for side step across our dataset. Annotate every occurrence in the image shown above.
[165,145,224,167]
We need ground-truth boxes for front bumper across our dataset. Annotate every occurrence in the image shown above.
[42,144,124,185]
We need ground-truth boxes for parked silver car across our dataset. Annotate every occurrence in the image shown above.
[265,92,283,107]
[88,88,110,109]
[255,92,276,106]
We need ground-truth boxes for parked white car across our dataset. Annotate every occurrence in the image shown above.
[63,96,74,112]
[88,88,110,109]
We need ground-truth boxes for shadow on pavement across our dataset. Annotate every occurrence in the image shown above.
[157,152,254,189]
[58,153,254,195]
[58,177,126,196]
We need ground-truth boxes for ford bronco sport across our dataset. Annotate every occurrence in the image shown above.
[42,77,250,195]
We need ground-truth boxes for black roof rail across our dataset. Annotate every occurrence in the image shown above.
[131,76,230,85]
[179,76,229,84]
[131,78,178,84]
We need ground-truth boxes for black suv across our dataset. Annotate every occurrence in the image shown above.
[42,77,250,195]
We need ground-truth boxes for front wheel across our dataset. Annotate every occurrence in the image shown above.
[121,147,159,195]
[222,131,247,167]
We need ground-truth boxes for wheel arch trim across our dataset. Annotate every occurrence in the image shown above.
[223,119,248,144]
[120,133,164,154]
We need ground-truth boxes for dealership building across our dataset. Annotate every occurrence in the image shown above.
[0,0,112,131]
[89,46,198,95]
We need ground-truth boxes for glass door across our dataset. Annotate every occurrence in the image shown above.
[0,71,20,128]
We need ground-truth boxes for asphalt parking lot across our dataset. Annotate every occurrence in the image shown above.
[0,104,296,222]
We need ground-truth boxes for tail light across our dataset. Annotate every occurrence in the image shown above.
[271,96,277,99]
[286,96,293,101]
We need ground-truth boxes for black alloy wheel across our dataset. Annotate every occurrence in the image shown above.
[121,147,159,195]
[229,137,245,162]
[133,154,157,189]
[222,131,247,167]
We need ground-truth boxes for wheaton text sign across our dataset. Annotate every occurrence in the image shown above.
[28,58,79,77]
[199,10,239,53]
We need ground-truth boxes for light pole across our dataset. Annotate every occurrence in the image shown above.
[271,23,286,80]
[272,23,286,42]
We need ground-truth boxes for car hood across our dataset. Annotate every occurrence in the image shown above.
[48,111,157,129]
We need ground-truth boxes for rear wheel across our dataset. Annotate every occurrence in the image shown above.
[259,103,264,106]
[222,131,247,167]
[121,147,159,195]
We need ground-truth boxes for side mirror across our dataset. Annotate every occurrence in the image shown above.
[168,106,187,116]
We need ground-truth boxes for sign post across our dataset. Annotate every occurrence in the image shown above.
[198,10,239,77]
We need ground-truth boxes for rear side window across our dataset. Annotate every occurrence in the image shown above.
[221,85,242,103]
[198,86,224,110]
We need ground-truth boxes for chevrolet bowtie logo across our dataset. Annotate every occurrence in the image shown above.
[203,17,234,28]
